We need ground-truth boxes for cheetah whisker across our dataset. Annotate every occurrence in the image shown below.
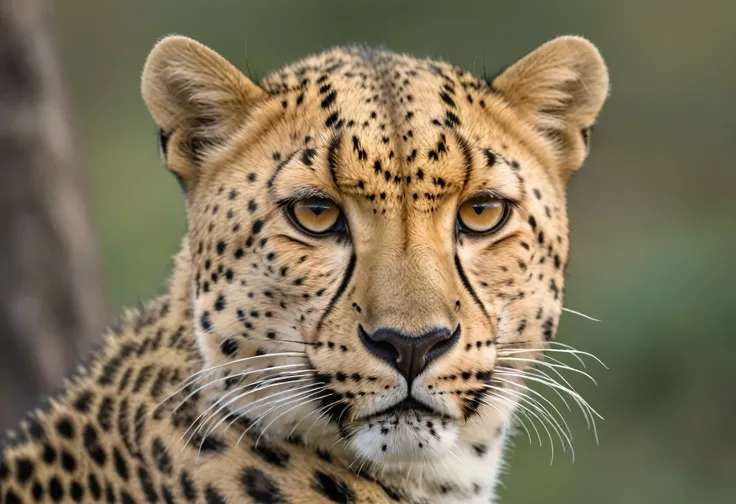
[289,399,340,440]
[485,389,558,464]
[490,383,572,457]
[496,346,608,370]
[203,380,322,444]
[302,400,343,445]
[487,382,574,454]
[171,363,311,415]
[496,357,599,385]
[234,385,328,450]
[192,379,319,449]
[255,391,333,448]
[562,306,601,322]
[494,369,602,443]
[179,370,315,445]
[154,352,308,412]
[480,396,540,447]
[524,366,596,434]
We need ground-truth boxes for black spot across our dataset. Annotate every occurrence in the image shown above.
[549,279,560,300]
[200,312,212,332]
[316,449,332,462]
[97,397,114,431]
[444,111,461,127]
[484,150,496,167]
[138,465,159,503]
[61,451,77,472]
[205,485,227,504]
[542,317,555,340]
[88,474,102,500]
[214,295,226,312]
[73,390,95,412]
[216,241,226,255]
[152,438,172,475]
[241,467,286,504]
[70,481,84,502]
[251,441,291,467]
[528,215,537,231]
[49,476,64,501]
[252,220,264,234]
[180,471,197,502]
[439,91,456,108]
[42,444,56,464]
[15,457,34,483]
[5,490,22,504]
[198,434,227,454]
[302,148,318,166]
[121,490,136,504]
[325,111,340,128]
[221,338,239,357]
[472,443,488,457]
[114,447,129,480]
[314,470,354,503]
[83,424,107,467]
[55,417,75,439]
[321,90,337,109]
[32,482,44,500]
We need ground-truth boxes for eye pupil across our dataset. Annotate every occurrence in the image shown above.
[311,205,327,217]
[472,205,485,215]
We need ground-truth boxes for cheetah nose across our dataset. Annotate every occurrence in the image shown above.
[358,325,460,384]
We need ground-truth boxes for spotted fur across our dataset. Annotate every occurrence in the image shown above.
[0,35,608,503]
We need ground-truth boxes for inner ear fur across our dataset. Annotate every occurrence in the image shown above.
[492,36,610,176]
[141,35,266,183]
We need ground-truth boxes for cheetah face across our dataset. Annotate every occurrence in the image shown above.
[142,36,608,466]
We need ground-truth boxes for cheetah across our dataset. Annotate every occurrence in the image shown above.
[0,34,609,503]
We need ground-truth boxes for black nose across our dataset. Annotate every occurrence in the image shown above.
[358,325,460,384]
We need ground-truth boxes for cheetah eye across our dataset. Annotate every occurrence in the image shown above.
[287,197,345,236]
[457,195,511,234]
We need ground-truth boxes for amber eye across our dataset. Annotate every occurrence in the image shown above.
[288,197,344,235]
[457,196,510,234]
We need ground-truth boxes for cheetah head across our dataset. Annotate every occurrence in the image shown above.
[141,35,608,472]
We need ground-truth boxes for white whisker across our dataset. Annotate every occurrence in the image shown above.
[562,307,601,322]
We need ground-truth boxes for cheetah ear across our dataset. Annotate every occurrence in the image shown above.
[141,35,266,184]
[492,36,609,176]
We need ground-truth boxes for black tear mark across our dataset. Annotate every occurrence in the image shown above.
[454,255,490,323]
[316,254,356,330]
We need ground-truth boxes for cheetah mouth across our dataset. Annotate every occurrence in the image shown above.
[359,397,439,421]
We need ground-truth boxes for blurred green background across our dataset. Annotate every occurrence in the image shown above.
[54,1,735,502]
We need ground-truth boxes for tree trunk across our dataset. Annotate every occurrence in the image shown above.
[0,0,110,430]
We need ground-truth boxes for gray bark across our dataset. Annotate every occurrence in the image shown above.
[0,0,110,430]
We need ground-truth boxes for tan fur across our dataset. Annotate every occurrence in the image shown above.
[1,35,608,504]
